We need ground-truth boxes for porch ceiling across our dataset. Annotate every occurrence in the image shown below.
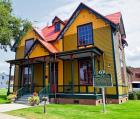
[57,47,103,60]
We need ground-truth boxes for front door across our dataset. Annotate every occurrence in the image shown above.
[22,66,32,94]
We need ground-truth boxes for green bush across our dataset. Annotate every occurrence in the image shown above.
[7,94,17,102]
[28,96,40,106]
[129,92,137,100]
[136,91,140,100]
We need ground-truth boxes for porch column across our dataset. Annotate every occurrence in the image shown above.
[54,61,56,98]
[71,60,74,94]
[31,64,34,93]
[28,61,30,92]
[92,54,96,94]
[49,60,52,94]
[7,64,12,95]
[42,62,46,88]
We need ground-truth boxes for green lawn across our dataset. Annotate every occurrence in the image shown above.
[0,88,10,104]
[6,100,140,119]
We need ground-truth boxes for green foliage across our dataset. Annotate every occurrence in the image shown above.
[129,92,137,100]
[129,91,140,100]
[28,96,40,106]
[7,93,16,102]
[0,88,10,104]
[0,0,32,51]
[136,91,140,100]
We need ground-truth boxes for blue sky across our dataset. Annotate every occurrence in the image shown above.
[0,0,140,74]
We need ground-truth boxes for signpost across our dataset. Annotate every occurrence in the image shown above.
[94,70,112,112]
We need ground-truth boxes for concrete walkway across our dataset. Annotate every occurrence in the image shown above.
[0,103,30,119]
[0,103,30,112]
[0,113,25,119]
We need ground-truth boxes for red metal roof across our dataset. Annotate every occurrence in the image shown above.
[105,12,121,25]
[41,25,61,42]
[33,12,122,53]
[38,39,59,53]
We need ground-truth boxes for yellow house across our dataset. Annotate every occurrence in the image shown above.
[7,3,128,105]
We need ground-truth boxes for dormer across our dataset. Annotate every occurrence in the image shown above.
[52,16,65,32]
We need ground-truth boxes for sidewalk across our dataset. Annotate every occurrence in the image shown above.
[0,103,30,112]
[0,113,25,119]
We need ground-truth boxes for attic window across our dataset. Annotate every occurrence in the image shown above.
[25,39,34,55]
[55,22,61,32]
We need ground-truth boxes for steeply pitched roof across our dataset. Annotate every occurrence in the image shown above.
[12,3,125,53]
[25,38,59,57]
[56,2,118,40]
[37,39,59,53]
[105,12,121,25]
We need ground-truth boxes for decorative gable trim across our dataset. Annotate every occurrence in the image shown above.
[56,3,117,40]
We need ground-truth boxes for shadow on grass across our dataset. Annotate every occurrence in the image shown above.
[0,95,10,104]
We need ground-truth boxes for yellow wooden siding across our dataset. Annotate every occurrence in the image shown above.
[29,43,49,58]
[53,40,63,52]
[13,65,19,92]
[34,64,43,92]
[58,60,63,92]
[16,29,39,59]
[63,9,108,51]
[63,60,78,92]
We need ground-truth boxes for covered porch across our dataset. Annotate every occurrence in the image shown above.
[6,56,52,97]
[55,47,104,96]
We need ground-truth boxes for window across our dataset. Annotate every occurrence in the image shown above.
[25,39,34,55]
[79,59,93,84]
[77,23,93,46]
[2,76,4,80]
[135,73,140,78]
[23,67,32,85]
[132,83,140,88]
[55,23,61,32]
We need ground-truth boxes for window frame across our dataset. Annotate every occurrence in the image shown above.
[78,58,93,85]
[77,23,94,47]
[24,38,34,55]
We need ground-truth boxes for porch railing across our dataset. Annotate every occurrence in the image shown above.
[16,87,24,99]
[38,85,50,101]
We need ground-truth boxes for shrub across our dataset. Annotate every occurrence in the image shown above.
[129,92,137,100]
[7,93,17,102]
[28,95,40,106]
[136,91,140,100]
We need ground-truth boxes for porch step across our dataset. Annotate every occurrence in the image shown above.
[15,94,33,105]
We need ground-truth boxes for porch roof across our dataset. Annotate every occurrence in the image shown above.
[57,47,103,60]
[6,55,51,65]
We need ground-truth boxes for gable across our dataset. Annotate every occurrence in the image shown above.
[65,9,109,36]
[63,8,111,51]
[57,3,116,40]
[16,29,39,59]
[28,42,49,58]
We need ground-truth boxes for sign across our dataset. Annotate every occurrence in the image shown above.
[93,70,113,113]
[94,70,113,87]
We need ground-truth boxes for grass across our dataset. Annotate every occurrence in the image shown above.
[6,100,140,119]
[0,88,10,104]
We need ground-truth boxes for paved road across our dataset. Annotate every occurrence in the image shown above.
[0,103,30,112]
[0,113,25,119]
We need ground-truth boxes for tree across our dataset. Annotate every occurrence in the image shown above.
[0,0,32,51]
